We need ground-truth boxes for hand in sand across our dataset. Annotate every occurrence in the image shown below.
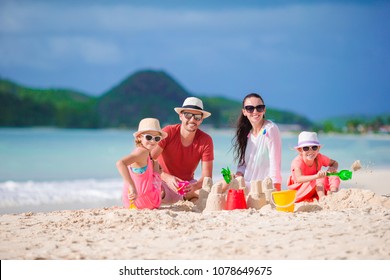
[128,186,138,201]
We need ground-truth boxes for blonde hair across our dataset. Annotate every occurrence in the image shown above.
[135,136,142,147]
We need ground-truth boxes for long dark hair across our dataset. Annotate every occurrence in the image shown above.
[232,93,265,165]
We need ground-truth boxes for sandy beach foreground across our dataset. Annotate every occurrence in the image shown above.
[1,169,389,260]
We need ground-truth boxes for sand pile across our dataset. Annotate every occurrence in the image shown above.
[320,188,390,211]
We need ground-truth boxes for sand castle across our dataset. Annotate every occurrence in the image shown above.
[203,176,244,212]
[203,176,271,211]
[246,180,267,210]
[203,181,226,211]
[261,176,275,204]
[195,177,213,211]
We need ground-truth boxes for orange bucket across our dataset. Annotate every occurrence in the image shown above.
[271,190,296,212]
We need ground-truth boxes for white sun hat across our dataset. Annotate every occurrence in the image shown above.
[295,131,321,149]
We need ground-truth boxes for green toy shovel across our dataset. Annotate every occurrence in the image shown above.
[327,169,352,181]
[221,167,232,184]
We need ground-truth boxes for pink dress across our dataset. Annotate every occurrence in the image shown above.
[287,153,340,202]
[122,157,162,210]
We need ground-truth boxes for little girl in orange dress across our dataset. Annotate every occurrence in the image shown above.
[287,131,340,202]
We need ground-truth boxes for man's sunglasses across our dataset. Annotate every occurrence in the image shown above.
[182,112,203,121]
[244,105,266,113]
[302,146,319,152]
[142,134,162,142]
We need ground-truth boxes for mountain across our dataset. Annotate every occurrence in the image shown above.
[97,70,189,127]
[0,70,313,129]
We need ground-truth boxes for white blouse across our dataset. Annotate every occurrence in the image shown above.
[236,120,282,188]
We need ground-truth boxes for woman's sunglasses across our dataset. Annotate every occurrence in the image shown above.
[302,146,319,152]
[244,105,266,113]
[142,134,162,142]
[182,112,203,121]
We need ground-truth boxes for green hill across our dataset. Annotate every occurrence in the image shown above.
[0,70,314,129]
[0,79,99,127]
[97,70,190,127]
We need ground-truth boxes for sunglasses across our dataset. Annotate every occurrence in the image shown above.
[302,146,319,152]
[142,134,162,142]
[244,105,266,113]
[182,112,203,121]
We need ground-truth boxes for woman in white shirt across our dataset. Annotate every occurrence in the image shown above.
[232,93,282,191]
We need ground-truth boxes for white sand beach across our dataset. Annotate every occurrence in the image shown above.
[0,168,389,260]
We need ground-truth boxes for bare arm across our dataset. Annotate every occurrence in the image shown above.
[150,144,163,160]
[150,144,177,191]
[293,167,326,184]
[328,159,338,172]
[116,148,147,200]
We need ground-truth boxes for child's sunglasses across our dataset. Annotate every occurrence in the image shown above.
[244,105,266,113]
[302,146,319,152]
[142,134,162,142]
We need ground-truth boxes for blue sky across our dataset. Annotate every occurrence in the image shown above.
[0,0,389,121]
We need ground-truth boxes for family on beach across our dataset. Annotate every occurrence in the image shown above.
[116,94,340,210]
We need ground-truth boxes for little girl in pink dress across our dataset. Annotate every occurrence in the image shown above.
[287,131,340,202]
[116,118,167,209]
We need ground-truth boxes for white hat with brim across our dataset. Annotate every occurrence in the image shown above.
[133,118,168,139]
[294,131,321,149]
[174,97,211,119]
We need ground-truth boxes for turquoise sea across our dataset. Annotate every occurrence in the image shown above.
[1,128,390,214]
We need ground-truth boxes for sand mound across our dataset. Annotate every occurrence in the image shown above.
[320,188,390,211]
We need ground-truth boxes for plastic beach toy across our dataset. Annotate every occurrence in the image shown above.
[271,190,296,212]
[129,200,137,209]
[221,167,232,184]
[327,169,352,181]
[177,181,189,195]
[225,189,247,210]
[127,189,137,209]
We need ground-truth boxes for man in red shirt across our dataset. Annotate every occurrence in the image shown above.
[151,97,214,203]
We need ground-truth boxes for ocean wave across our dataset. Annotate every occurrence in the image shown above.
[0,178,122,208]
